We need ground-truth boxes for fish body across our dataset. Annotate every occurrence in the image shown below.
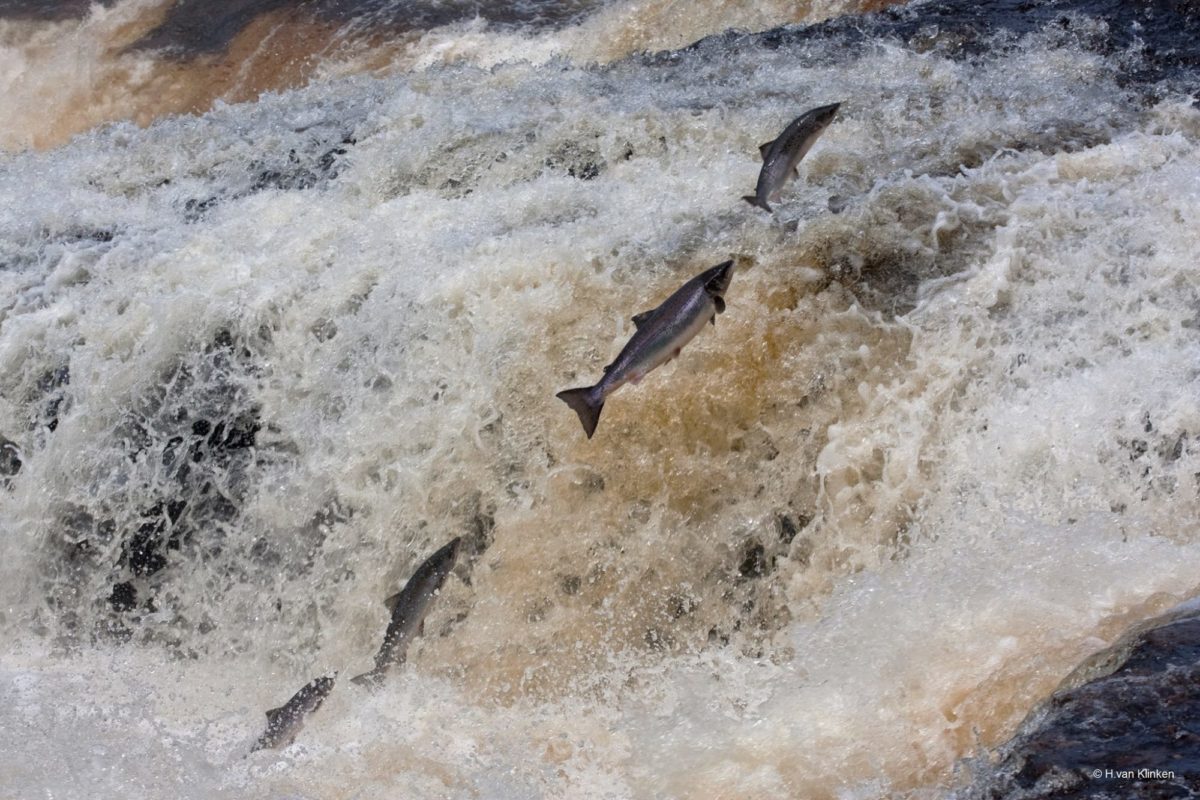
[743,102,841,212]
[350,536,461,687]
[556,259,735,438]
[251,674,336,752]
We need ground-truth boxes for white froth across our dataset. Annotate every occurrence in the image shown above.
[1,8,1199,800]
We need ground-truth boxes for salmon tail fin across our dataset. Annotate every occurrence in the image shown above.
[742,195,771,212]
[555,386,604,439]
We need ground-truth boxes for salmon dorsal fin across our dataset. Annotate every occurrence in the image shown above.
[264,705,287,726]
[758,141,774,159]
[631,309,655,330]
[383,591,404,614]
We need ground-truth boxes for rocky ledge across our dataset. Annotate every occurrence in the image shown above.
[959,599,1200,799]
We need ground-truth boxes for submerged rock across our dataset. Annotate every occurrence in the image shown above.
[0,437,21,484]
[673,0,1200,97]
[959,600,1200,799]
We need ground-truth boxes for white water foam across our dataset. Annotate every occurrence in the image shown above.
[1,10,1199,799]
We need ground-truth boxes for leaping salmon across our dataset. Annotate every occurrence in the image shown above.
[250,674,337,752]
[744,102,841,212]
[350,537,461,688]
[556,259,735,438]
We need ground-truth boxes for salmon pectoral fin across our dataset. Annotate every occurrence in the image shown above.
[383,591,403,613]
[350,670,381,688]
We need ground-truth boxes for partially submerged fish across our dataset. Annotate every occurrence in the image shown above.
[743,102,841,212]
[250,674,337,752]
[556,259,736,438]
[350,536,461,688]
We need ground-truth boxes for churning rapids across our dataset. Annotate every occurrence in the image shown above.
[2,0,1200,797]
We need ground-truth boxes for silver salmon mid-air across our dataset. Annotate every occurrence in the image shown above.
[250,674,337,752]
[350,536,461,688]
[556,259,735,438]
[743,102,841,212]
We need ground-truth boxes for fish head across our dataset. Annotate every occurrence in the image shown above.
[700,260,736,302]
[313,674,337,697]
[439,536,462,571]
[415,536,462,595]
[811,102,841,130]
[300,674,338,713]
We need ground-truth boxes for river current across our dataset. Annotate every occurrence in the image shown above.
[1,0,1199,797]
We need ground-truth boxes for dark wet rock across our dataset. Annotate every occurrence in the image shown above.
[130,0,295,54]
[737,541,767,580]
[776,513,805,545]
[178,131,356,221]
[0,0,115,20]
[1163,433,1186,463]
[125,0,604,57]
[44,327,274,644]
[773,514,795,545]
[544,141,605,181]
[183,196,219,222]
[34,228,116,248]
[569,161,601,181]
[707,626,731,646]
[108,582,137,612]
[1116,427,1192,500]
[34,365,69,433]
[250,147,330,192]
[669,0,1200,97]
[957,600,1200,799]
[0,437,20,483]
[121,506,172,576]
[206,413,260,452]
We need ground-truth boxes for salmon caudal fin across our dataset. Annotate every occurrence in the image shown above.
[556,386,604,439]
[742,195,771,212]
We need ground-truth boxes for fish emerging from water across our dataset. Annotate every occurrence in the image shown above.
[556,259,736,439]
[743,102,841,212]
[350,536,461,688]
[250,674,337,752]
